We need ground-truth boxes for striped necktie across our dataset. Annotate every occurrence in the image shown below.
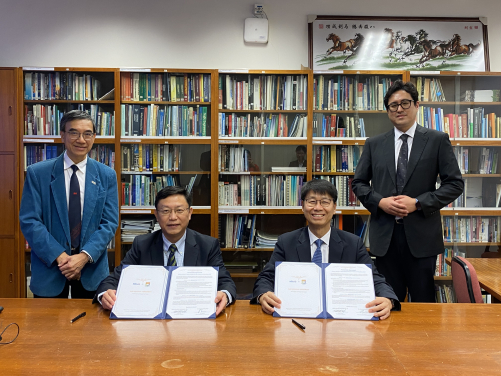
[312,239,323,263]
[167,243,177,266]
[69,164,81,254]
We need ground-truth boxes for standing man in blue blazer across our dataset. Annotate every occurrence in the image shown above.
[20,110,119,298]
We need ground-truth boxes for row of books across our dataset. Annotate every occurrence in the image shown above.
[121,219,158,242]
[413,77,446,102]
[435,248,465,277]
[435,284,456,303]
[219,74,307,111]
[24,72,103,101]
[219,215,257,249]
[314,145,363,173]
[24,145,115,169]
[454,146,498,174]
[24,104,115,136]
[121,144,182,172]
[442,216,501,243]
[313,75,394,111]
[121,175,182,206]
[312,114,365,138]
[218,145,255,173]
[316,176,360,207]
[218,175,305,206]
[120,72,211,102]
[218,113,307,138]
[418,106,500,138]
[121,104,209,137]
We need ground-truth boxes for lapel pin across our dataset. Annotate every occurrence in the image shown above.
[92,181,96,185]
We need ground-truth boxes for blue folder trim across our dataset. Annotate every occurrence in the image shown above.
[208,312,216,319]
[272,311,281,317]
[272,261,283,317]
[110,264,130,319]
[163,266,177,319]
[318,263,327,319]
[364,264,372,269]
[370,316,379,321]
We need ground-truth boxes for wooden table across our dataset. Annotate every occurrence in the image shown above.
[1,299,501,375]
[446,258,501,302]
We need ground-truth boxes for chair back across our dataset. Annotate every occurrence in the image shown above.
[451,256,484,304]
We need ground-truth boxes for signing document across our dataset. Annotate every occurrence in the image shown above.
[274,262,377,320]
[111,265,218,320]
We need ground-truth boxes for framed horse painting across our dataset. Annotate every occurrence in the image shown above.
[308,16,489,71]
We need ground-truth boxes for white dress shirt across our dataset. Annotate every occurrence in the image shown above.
[308,227,331,263]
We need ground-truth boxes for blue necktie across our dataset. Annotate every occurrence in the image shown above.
[69,165,81,254]
[312,239,323,263]
[167,244,177,266]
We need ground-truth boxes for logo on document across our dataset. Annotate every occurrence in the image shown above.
[145,281,151,287]
[301,279,306,284]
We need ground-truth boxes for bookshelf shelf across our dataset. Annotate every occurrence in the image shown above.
[221,247,274,252]
[313,110,387,114]
[444,242,501,246]
[230,272,259,278]
[121,171,210,175]
[121,206,211,215]
[219,138,307,145]
[24,100,115,104]
[122,101,212,106]
[219,207,303,215]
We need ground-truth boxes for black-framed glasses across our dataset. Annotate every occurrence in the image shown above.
[64,130,95,140]
[304,198,333,208]
[157,208,190,216]
[388,100,414,112]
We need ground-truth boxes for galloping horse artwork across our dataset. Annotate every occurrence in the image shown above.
[313,19,486,71]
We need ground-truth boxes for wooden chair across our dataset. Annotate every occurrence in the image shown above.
[451,256,484,304]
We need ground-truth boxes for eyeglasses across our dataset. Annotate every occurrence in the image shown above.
[387,100,414,112]
[157,208,190,216]
[64,130,95,140]
[304,198,333,208]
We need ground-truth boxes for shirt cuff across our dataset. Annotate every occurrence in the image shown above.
[221,290,232,306]
[81,250,93,263]
[97,291,105,305]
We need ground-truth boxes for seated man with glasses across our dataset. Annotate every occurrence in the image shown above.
[251,179,399,319]
[95,186,236,315]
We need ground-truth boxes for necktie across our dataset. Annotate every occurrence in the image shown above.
[69,165,81,254]
[312,239,323,263]
[396,134,409,195]
[167,244,177,266]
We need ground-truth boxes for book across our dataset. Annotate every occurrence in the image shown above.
[111,265,219,319]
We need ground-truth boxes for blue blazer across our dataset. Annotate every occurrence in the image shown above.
[20,154,119,297]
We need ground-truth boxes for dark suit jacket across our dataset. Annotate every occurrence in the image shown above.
[19,154,119,296]
[289,160,307,167]
[251,227,400,309]
[94,228,236,303]
[352,125,464,258]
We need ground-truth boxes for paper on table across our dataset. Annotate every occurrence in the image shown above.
[325,263,376,320]
[274,262,323,318]
[166,267,217,319]
[112,265,169,319]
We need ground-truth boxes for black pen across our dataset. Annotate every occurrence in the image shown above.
[292,319,305,330]
[71,312,86,323]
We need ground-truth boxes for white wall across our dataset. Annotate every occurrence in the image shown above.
[1,0,500,70]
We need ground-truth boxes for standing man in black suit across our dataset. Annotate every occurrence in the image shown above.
[95,186,236,316]
[352,80,464,303]
[252,179,399,320]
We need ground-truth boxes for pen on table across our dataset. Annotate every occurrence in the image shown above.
[71,312,86,323]
[292,319,305,330]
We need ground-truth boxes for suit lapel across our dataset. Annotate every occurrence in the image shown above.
[328,229,344,263]
[183,229,199,266]
[404,125,428,187]
[297,228,311,262]
[81,158,101,242]
[50,154,71,246]
[151,231,165,266]
[384,129,397,189]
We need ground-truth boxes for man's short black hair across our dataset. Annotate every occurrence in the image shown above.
[301,179,338,203]
[155,186,192,209]
[296,145,307,153]
[60,110,96,133]
[383,80,419,110]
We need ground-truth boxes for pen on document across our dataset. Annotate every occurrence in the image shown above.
[71,312,86,323]
[292,319,305,330]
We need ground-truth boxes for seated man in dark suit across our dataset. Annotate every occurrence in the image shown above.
[251,179,400,320]
[95,186,236,316]
[289,145,307,167]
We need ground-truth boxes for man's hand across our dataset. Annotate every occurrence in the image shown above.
[59,253,88,280]
[378,197,409,217]
[56,252,70,266]
[215,291,228,316]
[101,289,117,310]
[394,195,418,214]
[259,291,282,315]
[366,297,392,320]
